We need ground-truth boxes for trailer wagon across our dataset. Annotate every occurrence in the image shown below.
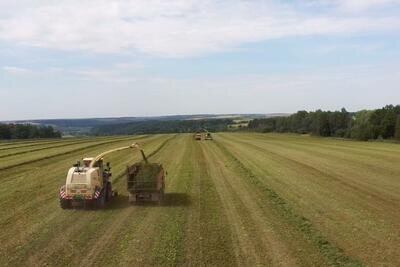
[127,162,165,203]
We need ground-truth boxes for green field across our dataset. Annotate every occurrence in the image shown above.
[0,133,399,266]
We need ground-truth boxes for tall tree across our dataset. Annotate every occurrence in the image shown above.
[395,115,400,141]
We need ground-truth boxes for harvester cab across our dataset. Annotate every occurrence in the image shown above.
[59,143,142,209]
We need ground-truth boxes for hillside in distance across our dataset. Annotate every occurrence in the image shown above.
[4,114,288,136]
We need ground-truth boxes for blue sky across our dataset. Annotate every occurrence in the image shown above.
[0,0,399,120]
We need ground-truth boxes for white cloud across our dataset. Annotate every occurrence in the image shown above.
[0,0,399,57]
[72,69,139,83]
[335,0,400,11]
[2,63,398,120]
[1,66,33,75]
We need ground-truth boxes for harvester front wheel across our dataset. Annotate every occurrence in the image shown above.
[60,198,71,209]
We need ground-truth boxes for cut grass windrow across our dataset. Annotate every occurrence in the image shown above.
[213,139,362,267]
[146,134,178,158]
[0,139,69,151]
[219,133,400,266]
[0,136,149,172]
[0,137,124,159]
[183,139,237,266]
[0,139,63,148]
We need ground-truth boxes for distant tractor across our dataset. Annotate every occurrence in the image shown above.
[127,162,166,203]
[194,133,202,141]
[59,143,144,209]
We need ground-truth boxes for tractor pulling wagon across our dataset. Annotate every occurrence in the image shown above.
[194,129,213,141]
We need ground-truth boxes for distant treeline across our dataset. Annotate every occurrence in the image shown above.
[248,105,400,141]
[92,119,233,135]
[0,124,61,139]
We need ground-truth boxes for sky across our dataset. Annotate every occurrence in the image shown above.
[0,0,399,120]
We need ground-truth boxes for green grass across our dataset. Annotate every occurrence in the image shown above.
[0,133,399,266]
[213,139,361,266]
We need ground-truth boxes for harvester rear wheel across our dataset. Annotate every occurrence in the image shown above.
[151,193,160,202]
[129,193,137,203]
[105,182,113,202]
[159,189,165,204]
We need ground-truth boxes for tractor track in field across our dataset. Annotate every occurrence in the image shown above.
[213,138,361,267]
[78,208,137,266]
[187,141,237,266]
[148,135,193,266]
[201,143,272,266]
[202,141,326,266]
[182,142,202,264]
[0,136,149,172]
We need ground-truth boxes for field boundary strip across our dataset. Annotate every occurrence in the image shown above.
[0,136,149,172]
[213,139,362,267]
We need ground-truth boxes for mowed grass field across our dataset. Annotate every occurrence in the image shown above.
[0,133,399,266]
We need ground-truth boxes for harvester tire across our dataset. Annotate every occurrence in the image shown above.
[105,182,113,202]
[128,193,136,203]
[96,191,106,209]
[60,198,71,209]
[159,189,165,204]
